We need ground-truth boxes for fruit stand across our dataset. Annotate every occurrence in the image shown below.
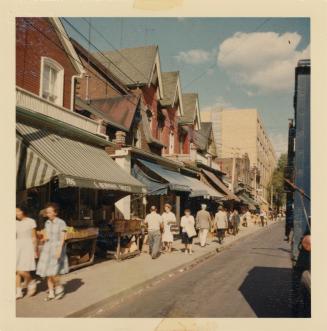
[65,227,99,270]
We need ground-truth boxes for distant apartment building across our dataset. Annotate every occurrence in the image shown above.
[202,108,277,200]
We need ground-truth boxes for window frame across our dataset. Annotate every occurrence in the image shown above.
[40,57,64,106]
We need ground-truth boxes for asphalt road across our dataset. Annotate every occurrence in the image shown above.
[99,222,295,317]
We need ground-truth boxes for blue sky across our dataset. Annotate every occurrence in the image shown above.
[63,17,310,156]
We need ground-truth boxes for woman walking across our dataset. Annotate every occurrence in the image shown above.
[180,209,196,255]
[161,203,177,253]
[214,206,228,244]
[16,205,38,299]
[36,203,69,301]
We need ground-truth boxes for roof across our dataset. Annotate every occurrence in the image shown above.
[71,38,129,95]
[52,18,84,75]
[16,120,145,194]
[180,93,198,124]
[94,45,158,86]
[89,95,140,131]
[193,122,212,151]
[160,71,179,106]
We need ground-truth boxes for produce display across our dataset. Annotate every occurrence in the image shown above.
[65,226,99,240]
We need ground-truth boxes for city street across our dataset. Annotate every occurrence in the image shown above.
[97,222,293,317]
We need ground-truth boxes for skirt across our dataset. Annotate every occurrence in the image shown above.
[36,241,69,277]
[16,239,36,271]
[181,232,193,244]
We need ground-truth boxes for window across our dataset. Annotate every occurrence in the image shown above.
[40,57,64,106]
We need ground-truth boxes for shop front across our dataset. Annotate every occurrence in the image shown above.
[16,115,146,269]
[132,159,223,220]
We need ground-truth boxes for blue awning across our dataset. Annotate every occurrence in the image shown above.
[137,160,191,193]
[137,160,223,198]
[132,163,168,195]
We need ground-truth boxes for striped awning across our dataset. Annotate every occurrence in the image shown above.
[16,121,146,194]
[16,136,58,190]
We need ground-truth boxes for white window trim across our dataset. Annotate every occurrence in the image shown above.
[40,56,64,107]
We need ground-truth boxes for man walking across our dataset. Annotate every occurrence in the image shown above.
[196,204,212,247]
[144,206,163,259]
[231,209,240,236]
[214,206,228,244]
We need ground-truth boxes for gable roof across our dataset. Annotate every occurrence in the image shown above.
[160,71,178,106]
[179,93,201,128]
[52,18,84,75]
[193,122,212,151]
[94,45,158,86]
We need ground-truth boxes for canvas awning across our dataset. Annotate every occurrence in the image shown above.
[137,160,223,198]
[201,169,240,201]
[16,121,146,194]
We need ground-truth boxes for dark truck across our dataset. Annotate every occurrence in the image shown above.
[284,59,311,317]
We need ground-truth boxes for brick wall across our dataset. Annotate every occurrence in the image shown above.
[77,57,123,101]
[16,17,78,110]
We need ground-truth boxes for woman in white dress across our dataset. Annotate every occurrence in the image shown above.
[16,205,38,299]
[161,203,176,253]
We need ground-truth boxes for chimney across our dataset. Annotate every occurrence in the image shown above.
[114,130,126,147]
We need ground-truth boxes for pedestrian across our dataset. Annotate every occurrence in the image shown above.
[161,203,177,253]
[227,210,233,234]
[144,206,163,259]
[231,209,240,236]
[214,206,228,244]
[36,203,69,301]
[180,209,196,254]
[243,209,251,227]
[259,210,266,227]
[196,204,212,247]
[16,204,38,299]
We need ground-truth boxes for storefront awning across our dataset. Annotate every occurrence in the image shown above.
[201,169,240,201]
[16,122,146,194]
[137,160,223,198]
[137,160,191,193]
[238,192,259,209]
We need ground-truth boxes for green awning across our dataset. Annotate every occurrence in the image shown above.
[16,121,146,194]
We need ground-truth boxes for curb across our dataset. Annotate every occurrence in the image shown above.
[67,222,279,317]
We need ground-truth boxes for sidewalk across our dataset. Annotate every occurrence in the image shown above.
[16,220,280,317]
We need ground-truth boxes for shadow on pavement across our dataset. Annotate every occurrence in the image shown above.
[239,266,293,317]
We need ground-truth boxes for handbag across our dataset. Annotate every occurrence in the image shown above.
[186,225,197,238]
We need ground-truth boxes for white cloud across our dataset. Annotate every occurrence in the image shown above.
[175,49,213,64]
[217,32,310,93]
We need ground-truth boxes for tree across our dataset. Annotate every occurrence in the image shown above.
[267,153,287,211]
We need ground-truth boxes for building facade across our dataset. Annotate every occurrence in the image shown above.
[209,108,277,200]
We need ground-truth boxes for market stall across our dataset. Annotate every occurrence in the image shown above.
[16,116,146,270]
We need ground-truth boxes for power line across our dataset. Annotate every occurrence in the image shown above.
[79,17,151,84]
[62,18,139,86]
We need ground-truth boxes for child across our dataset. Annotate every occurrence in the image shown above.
[36,203,69,301]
